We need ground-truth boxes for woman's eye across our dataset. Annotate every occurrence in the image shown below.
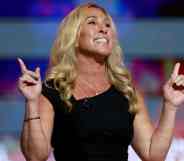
[106,23,111,28]
[88,21,96,25]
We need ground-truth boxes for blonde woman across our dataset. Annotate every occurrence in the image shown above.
[17,3,184,161]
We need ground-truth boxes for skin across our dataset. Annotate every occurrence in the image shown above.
[18,7,184,161]
[76,7,115,60]
[74,7,115,99]
[18,58,54,161]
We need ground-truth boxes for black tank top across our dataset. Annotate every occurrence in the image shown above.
[42,80,135,161]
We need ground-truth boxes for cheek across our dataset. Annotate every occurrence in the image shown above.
[109,36,116,49]
[78,32,87,45]
[78,32,93,49]
[110,33,117,48]
[79,29,93,43]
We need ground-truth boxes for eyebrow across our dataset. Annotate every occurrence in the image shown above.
[85,16,110,22]
[85,16,97,21]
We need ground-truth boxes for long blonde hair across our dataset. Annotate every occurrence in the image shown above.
[45,3,138,113]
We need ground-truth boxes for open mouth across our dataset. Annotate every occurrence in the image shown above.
[94,37,108,44]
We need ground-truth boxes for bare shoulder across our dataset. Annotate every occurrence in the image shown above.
[133,88,153,124]
[135,88,147,113]
[131,81,148,114]
[39,94,54,119]
[39,94,54,108]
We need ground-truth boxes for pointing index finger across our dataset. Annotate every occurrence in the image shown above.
[172,63,180,80]
[17,58,28,74]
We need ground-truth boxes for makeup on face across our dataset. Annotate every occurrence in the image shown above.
[77,7,115,57]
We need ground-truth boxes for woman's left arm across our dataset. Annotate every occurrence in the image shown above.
[132,63,184,161]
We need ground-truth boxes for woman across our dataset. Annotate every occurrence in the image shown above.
[17,3,184,161]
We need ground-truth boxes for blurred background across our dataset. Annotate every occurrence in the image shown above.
[0,0,184,160]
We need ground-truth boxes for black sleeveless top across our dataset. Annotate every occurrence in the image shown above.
[42,80,135,161]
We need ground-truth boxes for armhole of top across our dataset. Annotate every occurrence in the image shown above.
[41,80,59,109]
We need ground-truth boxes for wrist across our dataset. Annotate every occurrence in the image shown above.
[24,116,40,122]
[164,100,178,112]
[25,98,40,118]
[26,98,39,106]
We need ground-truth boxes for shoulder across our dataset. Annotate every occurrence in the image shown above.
[41,79,60,108]
[136,89,146,110]
[42,79,56,90]
[133,87,153,125]
[131,82,147,114]
[42,79,60,95]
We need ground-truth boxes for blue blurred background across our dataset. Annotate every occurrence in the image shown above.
[0,0,184,160]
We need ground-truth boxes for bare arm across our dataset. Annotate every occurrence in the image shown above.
[21,95,54,161]
[132,92,176,161]
[17,58,54,161]
[132,63,184,161]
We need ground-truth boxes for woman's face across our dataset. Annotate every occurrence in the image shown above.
[77,7,116,58]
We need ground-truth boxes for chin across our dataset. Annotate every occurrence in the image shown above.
[95,49,112,56]
[91,51,111,62]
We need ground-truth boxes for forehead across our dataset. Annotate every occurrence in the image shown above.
[81,6,109,20]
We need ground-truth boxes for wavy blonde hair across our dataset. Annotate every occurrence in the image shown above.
[45,3,138,113]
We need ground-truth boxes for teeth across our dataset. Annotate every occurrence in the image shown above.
[94,38,107,43]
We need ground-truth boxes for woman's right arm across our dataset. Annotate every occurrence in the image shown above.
[17,58,54,161]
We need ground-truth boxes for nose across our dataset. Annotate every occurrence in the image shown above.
[98,24,108,34]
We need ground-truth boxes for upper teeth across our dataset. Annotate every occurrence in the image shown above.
[95,38,107,43]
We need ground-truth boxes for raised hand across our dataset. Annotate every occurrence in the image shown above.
[163,63,184,108]
[17,58,42,101]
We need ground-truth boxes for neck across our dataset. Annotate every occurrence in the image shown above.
[74,53,111,99]
[76,53,107,78]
